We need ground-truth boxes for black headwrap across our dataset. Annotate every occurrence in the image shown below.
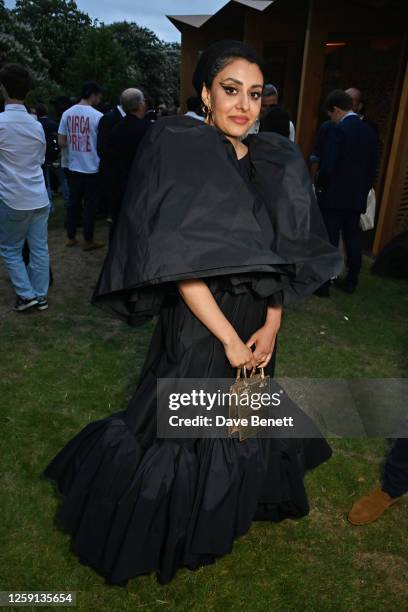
[192,39,263,97]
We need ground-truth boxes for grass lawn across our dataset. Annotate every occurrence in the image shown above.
[0,205,407,611]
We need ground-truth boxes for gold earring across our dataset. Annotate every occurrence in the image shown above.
[201,100,213,122]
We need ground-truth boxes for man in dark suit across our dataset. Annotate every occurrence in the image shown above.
[107,88,150,238]
[314,89,378,295]
[96,93,126,219]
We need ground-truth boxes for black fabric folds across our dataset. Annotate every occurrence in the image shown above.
[43,286,332,586]
[91,116,343,325]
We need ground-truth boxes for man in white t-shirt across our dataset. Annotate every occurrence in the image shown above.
[58,81,104,250]
[0,64,50,312]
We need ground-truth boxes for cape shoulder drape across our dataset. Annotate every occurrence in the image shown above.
[92,115,343,322]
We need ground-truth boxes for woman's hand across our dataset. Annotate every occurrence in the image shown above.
[246,306,282,368]
[177,280,255,371]
[223,335,257,370]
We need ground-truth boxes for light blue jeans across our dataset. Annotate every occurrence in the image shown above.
[0,200,50,299]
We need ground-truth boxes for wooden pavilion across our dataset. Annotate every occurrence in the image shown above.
[168,0,408,255]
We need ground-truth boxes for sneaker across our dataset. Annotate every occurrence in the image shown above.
[36,297,49,311]
[82,240,105,251]
[14,296,38,312]
[66,238,79,247]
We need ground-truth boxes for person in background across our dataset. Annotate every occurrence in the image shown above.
[314,89,378,296]
[144,103,157,123]
[310,86,378,186]
[0,63,50,311]
[51,96,72,208]
[97,91,126,221]
[36,103,59,212]
[261,83,295,141]
[107,88,150,236]
[259,104,291,138]
[58,81,104,251]
[345,87,379,136]
[184,96,204,121]
[157,103,168,117]
[348,439,408,525]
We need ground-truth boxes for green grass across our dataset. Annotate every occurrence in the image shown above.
[0,206,407,611]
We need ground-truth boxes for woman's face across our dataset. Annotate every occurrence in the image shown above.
[202,58,263,139]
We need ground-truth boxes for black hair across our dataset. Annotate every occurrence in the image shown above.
[192,40,264,97]
[260,105,290,138]
[186,96,202,113]
[35,103,48,117]
[0,63,32,100]
[80,80,103,100]
[324,89,353,112]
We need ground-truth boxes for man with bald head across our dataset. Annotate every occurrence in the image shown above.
[345,87,378,136]
[107,88,150,236]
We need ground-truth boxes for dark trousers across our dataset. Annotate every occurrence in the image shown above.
[320,209,362,286]
[382,438,408,499]
[66,171,99,241]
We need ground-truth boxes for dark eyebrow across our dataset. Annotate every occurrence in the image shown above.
[221,77,263,89]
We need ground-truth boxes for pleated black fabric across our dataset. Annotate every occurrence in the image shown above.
[91,115,344,324]
[43,122,334,586]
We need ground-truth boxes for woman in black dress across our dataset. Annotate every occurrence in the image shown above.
[43,41,343,586]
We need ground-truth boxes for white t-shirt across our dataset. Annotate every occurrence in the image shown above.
[58,104,102,174]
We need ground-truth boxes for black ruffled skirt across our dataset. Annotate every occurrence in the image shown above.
[42,282,331,585]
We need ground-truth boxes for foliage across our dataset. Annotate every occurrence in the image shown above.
[12,0,92,84]
[0,1,50,84]
[66,26,130,103]
[0,1,180,108]
[107,21,180,106]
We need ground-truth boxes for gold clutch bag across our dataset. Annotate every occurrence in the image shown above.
[228,366,270,442]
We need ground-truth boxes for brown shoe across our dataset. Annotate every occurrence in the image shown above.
[82,240,105,251]
[348,489,401,525]
[66,238,79,247]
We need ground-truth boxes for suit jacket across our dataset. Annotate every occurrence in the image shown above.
[97,107,123,161]
[317,115,378,213]
[108,114,151,215]
[38,116,59,164]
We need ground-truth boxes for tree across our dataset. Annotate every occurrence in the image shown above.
[13,0,92,84]
[0,0,55,100]
[67,26,130,104]
[161,42,181,107]
[107,22,180,106]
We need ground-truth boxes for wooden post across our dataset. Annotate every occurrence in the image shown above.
[373,60,408,255]
[296,0,328,159]
[179,29,199,113]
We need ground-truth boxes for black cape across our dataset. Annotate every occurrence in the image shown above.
[92,116,343,324]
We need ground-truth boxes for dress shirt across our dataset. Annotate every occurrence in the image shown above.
[0,104,49,210]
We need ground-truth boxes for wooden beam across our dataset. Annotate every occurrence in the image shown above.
[295,0,328,158]
[373,60,408,255]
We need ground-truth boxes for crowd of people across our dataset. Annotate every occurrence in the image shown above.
[0,59,380,313]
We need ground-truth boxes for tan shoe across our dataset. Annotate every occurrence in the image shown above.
[65,238,79,247]
[82,240,104,251]
[348,489,401,525]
